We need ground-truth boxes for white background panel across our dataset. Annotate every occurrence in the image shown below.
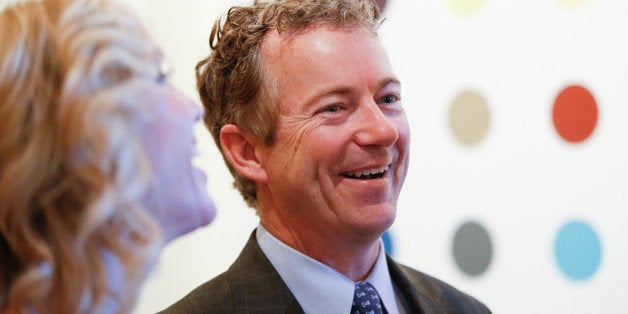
[122,1,628,313]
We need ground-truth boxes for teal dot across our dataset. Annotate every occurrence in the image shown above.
[554,220,601,281]
[382,230,394,256]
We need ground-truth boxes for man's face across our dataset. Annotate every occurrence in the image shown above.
[258,26,410,240]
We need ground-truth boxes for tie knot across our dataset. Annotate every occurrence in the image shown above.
[351,282,384,314]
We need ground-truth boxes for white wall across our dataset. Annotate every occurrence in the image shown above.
[131,1,628,313]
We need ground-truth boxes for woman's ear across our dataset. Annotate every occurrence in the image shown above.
[219,124,268,183]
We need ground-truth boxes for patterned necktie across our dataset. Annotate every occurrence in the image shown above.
[350,282,384,314]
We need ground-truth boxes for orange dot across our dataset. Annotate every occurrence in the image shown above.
[552,85,598,143]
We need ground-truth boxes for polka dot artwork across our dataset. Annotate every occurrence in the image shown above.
[371,0,627,313]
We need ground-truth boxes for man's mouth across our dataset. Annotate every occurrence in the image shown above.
[341,164,389,180]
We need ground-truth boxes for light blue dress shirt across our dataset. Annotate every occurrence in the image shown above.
[256,225,406,314]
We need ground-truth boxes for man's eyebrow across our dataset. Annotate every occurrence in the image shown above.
[377,77,401,90]
[316,86,353,98]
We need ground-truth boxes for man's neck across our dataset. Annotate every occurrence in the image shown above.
[260,217,381,281]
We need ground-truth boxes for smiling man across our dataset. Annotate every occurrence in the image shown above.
[162,0,490,313]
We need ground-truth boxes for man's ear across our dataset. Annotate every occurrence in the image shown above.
[219,124,268,184]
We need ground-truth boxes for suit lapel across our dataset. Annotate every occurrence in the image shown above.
[228,231,304,314]
[387,255,442,313]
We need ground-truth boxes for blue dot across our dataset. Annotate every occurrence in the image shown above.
[382,230,394,256]
[554,220,602,281]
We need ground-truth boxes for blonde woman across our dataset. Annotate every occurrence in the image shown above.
[0,0,216,312]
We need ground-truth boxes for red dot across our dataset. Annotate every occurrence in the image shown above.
[552,85,598,143]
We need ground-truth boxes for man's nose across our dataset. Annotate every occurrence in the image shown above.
[353,100,398,148]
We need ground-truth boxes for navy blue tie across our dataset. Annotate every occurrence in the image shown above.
[350,282,384,314]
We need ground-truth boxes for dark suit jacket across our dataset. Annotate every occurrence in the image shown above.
[160,232,491,314]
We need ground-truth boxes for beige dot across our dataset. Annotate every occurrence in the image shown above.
[449,90,490,145]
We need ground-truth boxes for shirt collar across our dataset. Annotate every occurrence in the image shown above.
[256,225,400,314]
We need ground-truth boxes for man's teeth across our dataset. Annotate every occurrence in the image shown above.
[344,165,389,179]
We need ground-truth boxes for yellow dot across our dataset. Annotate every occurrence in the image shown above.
[557,0,588,9]
[448,0,486,16]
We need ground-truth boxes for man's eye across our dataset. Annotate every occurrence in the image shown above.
[325,105,341,112]
[382,94,398,104]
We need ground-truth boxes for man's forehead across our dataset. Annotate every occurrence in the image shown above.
[260,25,373,59]
[258,25,398,114]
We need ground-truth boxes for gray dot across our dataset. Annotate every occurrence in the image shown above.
[452,221,493,276]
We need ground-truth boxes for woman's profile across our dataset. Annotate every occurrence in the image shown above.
[0,0,216,312]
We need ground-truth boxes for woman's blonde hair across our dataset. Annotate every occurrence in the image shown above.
[0,0,163,312]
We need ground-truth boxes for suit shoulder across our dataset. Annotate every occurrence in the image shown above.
[391,260,492,313]
[158,271,235,314]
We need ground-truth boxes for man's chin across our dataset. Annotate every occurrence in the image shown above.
[350,214,396,239]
